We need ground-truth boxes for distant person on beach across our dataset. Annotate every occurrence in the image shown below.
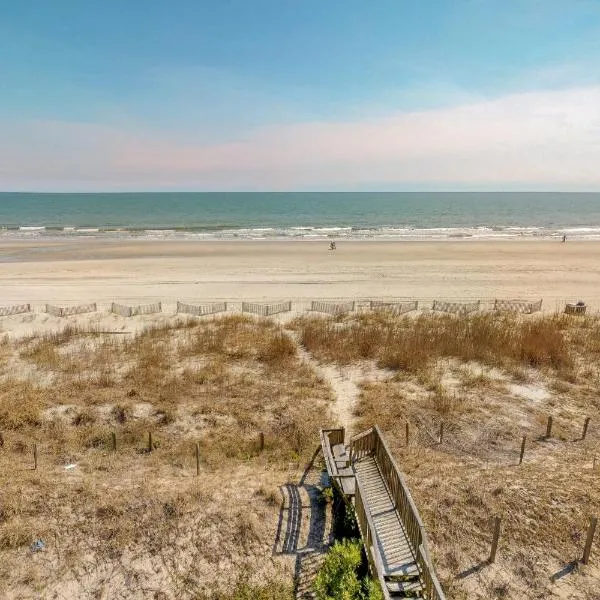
[562,234,567,243]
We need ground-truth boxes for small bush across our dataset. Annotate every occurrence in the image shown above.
[314,539,382,600]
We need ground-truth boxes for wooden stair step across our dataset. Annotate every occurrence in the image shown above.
[384,560,420,579]
[385,579,424,597]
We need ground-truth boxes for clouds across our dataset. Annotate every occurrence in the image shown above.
[1,85,600,190]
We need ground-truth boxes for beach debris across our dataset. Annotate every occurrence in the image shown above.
[64,463,77,470]
[30,539,45,553]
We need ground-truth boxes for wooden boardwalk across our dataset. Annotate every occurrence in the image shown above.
[320,426,445,600]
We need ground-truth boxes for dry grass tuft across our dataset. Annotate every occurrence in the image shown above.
[290,312,575,374]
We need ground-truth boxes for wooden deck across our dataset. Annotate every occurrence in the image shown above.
[320,427,445,600]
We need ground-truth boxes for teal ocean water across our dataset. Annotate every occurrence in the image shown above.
[0,192,599,240]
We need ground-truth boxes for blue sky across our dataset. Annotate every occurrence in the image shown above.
[1,0,600,190]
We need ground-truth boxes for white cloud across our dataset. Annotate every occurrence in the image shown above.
[1,85,600,190]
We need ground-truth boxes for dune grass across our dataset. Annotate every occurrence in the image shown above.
[290,312,575,374]
[0,315,332,598]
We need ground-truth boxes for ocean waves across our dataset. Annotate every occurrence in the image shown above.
[1,224,600,241]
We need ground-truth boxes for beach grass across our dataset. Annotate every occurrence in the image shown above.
[0,315,332,598]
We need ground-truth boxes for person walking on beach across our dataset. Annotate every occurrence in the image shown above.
[562,234,567,243]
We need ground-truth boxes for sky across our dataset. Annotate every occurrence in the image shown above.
[1,0,600,191]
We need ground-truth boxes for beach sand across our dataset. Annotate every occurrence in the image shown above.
[0,239,598,308]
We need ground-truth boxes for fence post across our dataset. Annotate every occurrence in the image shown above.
[195,442,200,476]
[545,416,553,439]
[259,432,265,453]
[439,422,444,444]
[111,432,117,451]
[489,516,501,563]
[519,435,526,465]
[583,417,591,440]
[148,431,153,452]
[405,422,410,447]
[33,443,38,470]
[583,517,598,564]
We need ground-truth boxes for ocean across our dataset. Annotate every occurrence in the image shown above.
[0,192,599,241]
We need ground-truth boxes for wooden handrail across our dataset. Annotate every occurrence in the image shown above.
[418,544,446,600]
[354,474,393,600]
[350,425,446,600]
[349,427,375,443]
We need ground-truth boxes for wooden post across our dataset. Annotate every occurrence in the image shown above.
[111,432,117,451]
[259,432,265,453]
[439,422,444,444]
[546,415,553,439]
[33,443,38,470]
[519,435,526,465]
[489,516,501,563]
[405,422,410,447]
[148,431,153,452]
[582,516,598,564]
[195,442,200,476]
[583,417,591,440]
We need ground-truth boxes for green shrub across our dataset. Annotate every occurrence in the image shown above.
[315,540,362,600]
[314,539,382,600]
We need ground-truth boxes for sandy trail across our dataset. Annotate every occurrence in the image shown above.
[286,329,359,435]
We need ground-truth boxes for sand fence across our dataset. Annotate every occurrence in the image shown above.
[0,304,31,317]
[432,300,481,316]
[241,301,292,316]
[310,300,355,315]
[45,303,97,317]
[176,301,228,316]
[110,302,162,317]
[494,299,543,314]
[369,300,419,315]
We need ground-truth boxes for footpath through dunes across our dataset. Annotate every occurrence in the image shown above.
[287,328,361,436]
[287,320,446,598]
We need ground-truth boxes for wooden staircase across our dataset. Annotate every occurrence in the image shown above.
[320,426,446,600]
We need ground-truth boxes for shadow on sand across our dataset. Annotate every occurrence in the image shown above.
[274,451,333,599]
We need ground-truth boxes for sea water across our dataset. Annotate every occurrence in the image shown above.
[0,192,599,240]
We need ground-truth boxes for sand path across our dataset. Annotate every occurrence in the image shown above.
[286,329,359,435]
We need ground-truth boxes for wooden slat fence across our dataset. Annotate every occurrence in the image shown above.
[241,301,292,316]
[0,304,31,317]
[111,303,133,317]
[370,300,419,315]
[111,302,162,317]
[432,300,480,315]
[310,300,355,315]
[494,299,542,314]
[350,426,445,600]
[45,303,97,317]
[133,302,162,316]
[176,301,227,316]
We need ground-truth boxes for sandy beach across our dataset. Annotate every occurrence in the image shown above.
[0,239,599,309]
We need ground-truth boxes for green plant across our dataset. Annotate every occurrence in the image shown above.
[320,486,334,504]
[314,540,382,600]
[314,540,362,600]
